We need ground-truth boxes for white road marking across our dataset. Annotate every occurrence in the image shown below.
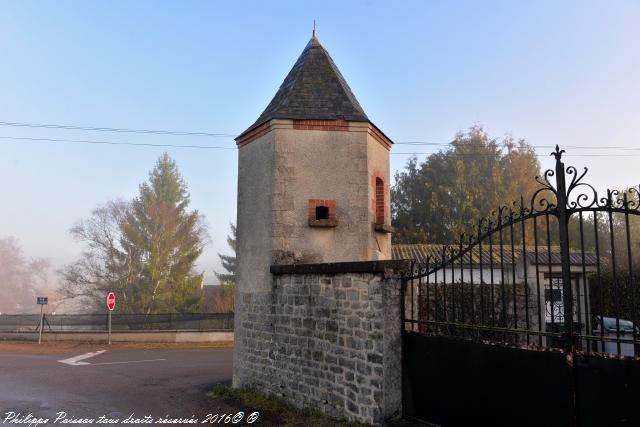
[58,350,106,366]
[58,351,165,366]
[90,358,165,366]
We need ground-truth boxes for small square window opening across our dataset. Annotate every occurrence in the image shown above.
[315,206,329,220]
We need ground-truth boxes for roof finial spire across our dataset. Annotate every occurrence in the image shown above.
[312,19,316,38]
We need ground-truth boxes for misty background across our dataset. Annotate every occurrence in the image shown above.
[1,1,638,313]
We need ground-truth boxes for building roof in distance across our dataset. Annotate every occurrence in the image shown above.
[392,243,597,266]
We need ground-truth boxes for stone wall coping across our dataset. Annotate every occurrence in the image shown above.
[270,260,410,275]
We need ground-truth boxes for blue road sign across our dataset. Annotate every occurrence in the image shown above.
[37,297,48,305]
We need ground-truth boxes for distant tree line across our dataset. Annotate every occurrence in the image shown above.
[391,125,639,246]
[391,125,541,244]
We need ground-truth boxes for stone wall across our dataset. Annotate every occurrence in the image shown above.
[233,262,405,424]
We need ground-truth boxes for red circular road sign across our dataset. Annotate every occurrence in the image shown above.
[107,292,116,311]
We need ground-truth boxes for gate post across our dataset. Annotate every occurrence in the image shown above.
[552,146,575,354]
[553,146,578,426]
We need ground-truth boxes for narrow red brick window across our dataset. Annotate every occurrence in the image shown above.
[375,177,385,225]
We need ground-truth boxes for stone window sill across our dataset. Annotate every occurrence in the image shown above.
[309,219,338,227]
[374,223,393,233]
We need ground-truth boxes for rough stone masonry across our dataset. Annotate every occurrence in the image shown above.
[233,263,404,424]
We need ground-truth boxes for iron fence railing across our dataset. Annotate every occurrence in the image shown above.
[0,312,234,332]
[402,145,640,358]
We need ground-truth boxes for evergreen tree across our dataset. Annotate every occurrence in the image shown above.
[215,223,237,285]
[211,223,236,313]
[121,153,208,314]
[60,153,208,314]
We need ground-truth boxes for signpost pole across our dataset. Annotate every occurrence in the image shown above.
[108,310,112,345]
[106,292,115,345]
[36,297,48,344]
[38,303,44,345]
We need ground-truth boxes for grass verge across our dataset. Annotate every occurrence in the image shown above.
[208,384,368,427]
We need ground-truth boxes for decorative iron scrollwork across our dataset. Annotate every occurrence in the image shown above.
[405,145,640,278]
[531,168,557,213]
[565,165,598,209]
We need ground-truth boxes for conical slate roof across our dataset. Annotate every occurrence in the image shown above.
[238,34,370,137]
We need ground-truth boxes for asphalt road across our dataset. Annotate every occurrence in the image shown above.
[0,345,234,425]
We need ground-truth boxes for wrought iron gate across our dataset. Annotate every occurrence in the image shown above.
[401,146,640,427]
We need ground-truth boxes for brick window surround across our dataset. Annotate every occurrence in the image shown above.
[308,199,337,227]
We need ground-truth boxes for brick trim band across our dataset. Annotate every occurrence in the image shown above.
[236,122,272,147]
[293,119,350,131]
[235,119,393,149]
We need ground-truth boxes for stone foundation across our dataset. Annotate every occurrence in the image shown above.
[233,261,405,424]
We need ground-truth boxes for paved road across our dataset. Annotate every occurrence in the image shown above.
[0,346,233,425]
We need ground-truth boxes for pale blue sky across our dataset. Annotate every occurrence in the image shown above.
[0,1,638,289]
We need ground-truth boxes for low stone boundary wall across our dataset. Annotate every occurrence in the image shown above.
[1,330,234,343]
[234,260,407,424]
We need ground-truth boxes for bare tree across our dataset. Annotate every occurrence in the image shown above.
[0,236,50,313]
[202,283,235,313]
[58,199,135,312]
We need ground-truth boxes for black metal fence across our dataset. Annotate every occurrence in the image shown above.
[0,312,234,332]
[403,145,640,357]
[401,146,640,426]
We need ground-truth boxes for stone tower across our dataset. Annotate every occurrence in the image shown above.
[235,33,393,290]
[233,34,399,416]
